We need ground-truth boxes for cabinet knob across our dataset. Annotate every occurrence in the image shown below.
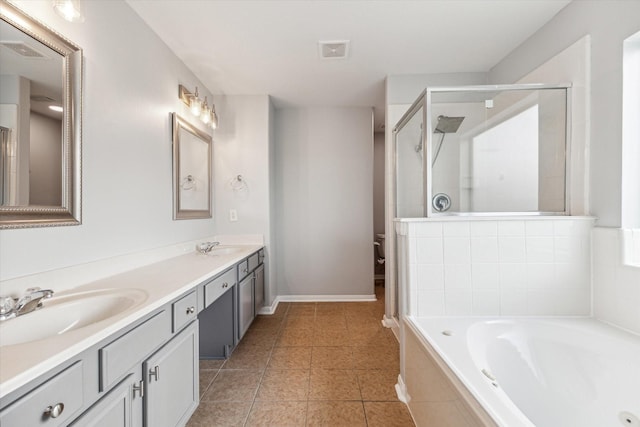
[186,306,195,315]
[222,282,228,288]
[45,403,64,418]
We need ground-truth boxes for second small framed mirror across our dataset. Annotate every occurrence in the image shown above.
[172,113,212,220]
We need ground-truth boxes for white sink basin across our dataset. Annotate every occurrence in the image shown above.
[205,246,242,256]
[0,288,148,347]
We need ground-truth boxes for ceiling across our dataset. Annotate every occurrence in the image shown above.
[127,0,571,129]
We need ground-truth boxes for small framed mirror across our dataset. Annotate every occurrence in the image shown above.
[0,1,82,229]
[172,113,212,220]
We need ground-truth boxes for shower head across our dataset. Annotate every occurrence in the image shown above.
[435,115,465,134]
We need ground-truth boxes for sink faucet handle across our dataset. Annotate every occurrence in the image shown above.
[25,287,41,294]
[0,296,16,315]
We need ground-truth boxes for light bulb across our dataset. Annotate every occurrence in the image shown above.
[190,87,202,117]
[210,108,218,129]
[52,0,84,22]
[201,97,211,124]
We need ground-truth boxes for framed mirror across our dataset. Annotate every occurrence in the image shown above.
[0,1,82,229]
[172,113,212,220]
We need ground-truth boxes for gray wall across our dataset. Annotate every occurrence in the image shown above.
[1,0,217,281]
[373,132,385,237]
[275,107,374,297]
[489,0,640,227]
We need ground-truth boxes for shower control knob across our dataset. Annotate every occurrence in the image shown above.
[432,193,451,212]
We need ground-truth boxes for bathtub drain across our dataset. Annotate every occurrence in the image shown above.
[619,411,640,426]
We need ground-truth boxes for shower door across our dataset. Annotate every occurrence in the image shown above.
[395,99,426,218]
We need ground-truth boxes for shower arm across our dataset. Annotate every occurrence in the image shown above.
[432,132,447,167]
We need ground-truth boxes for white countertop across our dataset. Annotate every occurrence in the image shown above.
[0,244,262,399]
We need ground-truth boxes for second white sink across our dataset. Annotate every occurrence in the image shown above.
[205,246,242,256]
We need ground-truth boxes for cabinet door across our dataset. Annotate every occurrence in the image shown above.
[144,321,198,427]
[238,275,254,339]
[254,264,265,315]
[199,285,235,359]
[70,373,142,427]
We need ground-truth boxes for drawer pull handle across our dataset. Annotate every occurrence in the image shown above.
[222,282,228,288]
[45,403,64,418]
[149,365,160,382]
[186,306,195,315]
[132,380,144,398]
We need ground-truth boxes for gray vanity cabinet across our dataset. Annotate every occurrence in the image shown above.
[238,251,265,341]
[238,274,254,339]
[70,373,142,427]
[199,267,238,359]
[254,263,265,316]
[143,321,198,427]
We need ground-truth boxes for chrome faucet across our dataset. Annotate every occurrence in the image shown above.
[195,241,220,254]
[0,287,54,321]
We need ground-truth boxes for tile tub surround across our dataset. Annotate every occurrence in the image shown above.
[396,217,595,316]
[0,242,263,398]
[188,286,416,427]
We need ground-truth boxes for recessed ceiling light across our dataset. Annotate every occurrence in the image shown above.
[49,105,63,112]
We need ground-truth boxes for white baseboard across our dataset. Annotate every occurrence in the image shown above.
[382,314,397,328]
[257,294,377,315]
[277,294,377,302]
[395,374,410,404]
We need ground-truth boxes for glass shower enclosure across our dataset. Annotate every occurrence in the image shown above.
[394,83,571,218]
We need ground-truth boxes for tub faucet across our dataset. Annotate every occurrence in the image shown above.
[0,287,54,321]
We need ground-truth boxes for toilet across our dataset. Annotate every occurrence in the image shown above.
[374,233,385,264]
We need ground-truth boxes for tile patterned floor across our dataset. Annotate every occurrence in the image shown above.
[187,285,415,426]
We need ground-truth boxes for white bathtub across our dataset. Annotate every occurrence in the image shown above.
[406,316,640,427]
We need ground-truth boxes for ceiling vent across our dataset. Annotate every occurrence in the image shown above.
[0,41,47,58]
[318,40,350,60]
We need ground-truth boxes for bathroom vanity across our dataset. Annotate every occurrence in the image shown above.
[0,245,265,427]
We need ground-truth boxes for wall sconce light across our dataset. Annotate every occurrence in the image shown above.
[52,0,85,22]
[179,84,218,129]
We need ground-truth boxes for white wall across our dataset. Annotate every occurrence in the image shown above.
[212,94,275,306]
[593,227,640,334]
[489,0,640,227]
[274,107,374,298]
[0,0,217,282]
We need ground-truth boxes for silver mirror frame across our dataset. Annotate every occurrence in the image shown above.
[0,1,82,229]
[172,113,212,220]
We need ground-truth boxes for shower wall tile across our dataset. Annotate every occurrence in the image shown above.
[498,237,527,263]
[443,238,471,264]
[470,237,498,263]
[498,221,526,236]
[443,222,470,237]
[470,221,498,237]
[415,222,443,237]
[525,220,554,236]
[399,217,595,317]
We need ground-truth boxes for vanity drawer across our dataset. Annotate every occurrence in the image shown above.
[258,249,265,265]
[99,310,170,391]
[204,267,236,307]
[0,361,84,427]
[172,290,198,333]
[237,259,250,281]
[248,252,260,272]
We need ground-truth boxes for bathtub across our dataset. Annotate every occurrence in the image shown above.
[403,316,640,427]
